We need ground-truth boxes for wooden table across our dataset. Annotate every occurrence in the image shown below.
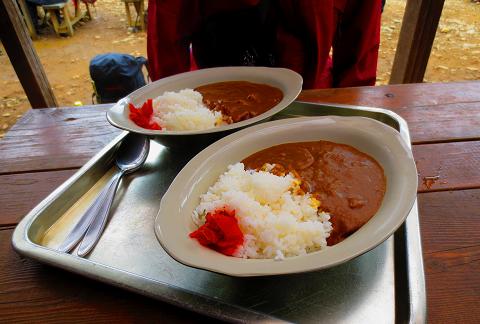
[1,81,479,323]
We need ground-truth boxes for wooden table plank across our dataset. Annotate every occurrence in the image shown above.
[0,170,76,227]
[299,81,480,109]
[424,257,480,324]
[414,141,480,192]
[394,102,480,144]
[418,189,480,323]
[300,100,480,145]
[0,105,121,175]
[418,189,480,254]
[0,228,209,323]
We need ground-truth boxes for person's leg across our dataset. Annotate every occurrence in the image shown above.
[332,0,382,87]
[276,0,335,89]
[147,0,195,80]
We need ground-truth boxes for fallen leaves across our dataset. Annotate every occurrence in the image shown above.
[463,43,478,49]
[3,98,20,108]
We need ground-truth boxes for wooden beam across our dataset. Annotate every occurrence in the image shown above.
[389,0,445,84]
[0,0,57,108]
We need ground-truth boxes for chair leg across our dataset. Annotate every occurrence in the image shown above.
[125,2,132,27]
[49,9,61,36]
[85,3,92,20]
[74,0,80,17]
[139,0,145,31]
[62,6,74,36]
[132,1,145,30]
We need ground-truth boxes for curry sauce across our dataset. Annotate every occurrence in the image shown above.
[242,141,386,245]
[195,81,283,123]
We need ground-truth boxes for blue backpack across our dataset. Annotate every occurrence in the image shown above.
[89,53,148,103]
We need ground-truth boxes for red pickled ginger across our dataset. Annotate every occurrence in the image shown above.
[189,209,244,256]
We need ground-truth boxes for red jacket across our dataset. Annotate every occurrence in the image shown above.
[147,0,381,89]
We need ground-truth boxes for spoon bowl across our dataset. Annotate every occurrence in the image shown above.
[116,133,151,173]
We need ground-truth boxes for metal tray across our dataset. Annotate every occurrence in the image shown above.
[12,102,426,323]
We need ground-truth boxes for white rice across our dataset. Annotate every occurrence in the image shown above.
[151,89,224,131]
[193,163,332,260]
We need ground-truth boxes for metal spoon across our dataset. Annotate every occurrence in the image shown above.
[58,133,149,256]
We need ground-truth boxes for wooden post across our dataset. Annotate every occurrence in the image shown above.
[0,0,58,108]
[389,0,445,84]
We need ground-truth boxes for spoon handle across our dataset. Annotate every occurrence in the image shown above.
[77,170,125,257]
[57,175,114,253]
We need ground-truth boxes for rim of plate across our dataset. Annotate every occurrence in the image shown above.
[154,116,418,276]
[106,66,303,135]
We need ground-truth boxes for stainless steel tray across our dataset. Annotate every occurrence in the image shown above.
[12,102,426,323]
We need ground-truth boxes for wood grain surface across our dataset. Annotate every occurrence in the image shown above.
[1,83,479,323]
[419,191,480,323]
[394,101,480,144]
[0,170,76,226]
[0,105,120,175]
[419,189,480,254]
[414,141,480,192]
[298,81,480,109]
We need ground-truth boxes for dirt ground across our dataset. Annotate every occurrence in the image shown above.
[1,0,479,138]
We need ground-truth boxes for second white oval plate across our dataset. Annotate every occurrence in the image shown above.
[106,66,303,136]
[155,116,418,276]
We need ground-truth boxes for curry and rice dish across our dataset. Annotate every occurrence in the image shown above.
[128,81,283,131]
[189,141,386,260]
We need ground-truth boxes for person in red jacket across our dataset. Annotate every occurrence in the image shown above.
[147,0,382,89]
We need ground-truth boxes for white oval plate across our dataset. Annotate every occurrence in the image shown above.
[155,116,418,276]
[106,66,303,135]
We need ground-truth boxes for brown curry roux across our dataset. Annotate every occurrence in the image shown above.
[195,81,283,123]
[242,141,386,245]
